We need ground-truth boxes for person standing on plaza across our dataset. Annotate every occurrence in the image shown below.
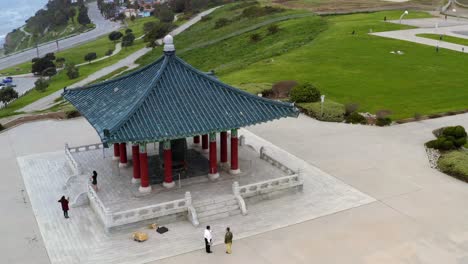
[204,226,213,253]
[91,170,98,191]
[225,227,233,254]
[58,196,70,219]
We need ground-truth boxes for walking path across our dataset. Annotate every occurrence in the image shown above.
[76,43,122,67]
[372,17,468,52]
[17,7,220,113]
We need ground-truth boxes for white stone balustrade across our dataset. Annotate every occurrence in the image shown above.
[234,173,303,199]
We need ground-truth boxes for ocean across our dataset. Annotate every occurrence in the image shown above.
[0,0,48,47]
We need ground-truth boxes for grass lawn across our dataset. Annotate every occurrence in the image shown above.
[416,33,468,46]
[215,10,468,119]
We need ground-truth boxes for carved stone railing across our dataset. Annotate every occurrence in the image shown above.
[65,143,83,175]
[89,189,199,230]
[234,174,303,200]
[260,147,296,175]
[232,182,248,215]
[68,143,104,153]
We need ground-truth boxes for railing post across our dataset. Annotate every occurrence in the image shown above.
[185,191,192,207]
[260,146,265,159]
[232,181,240,195]
[239,135,245,146]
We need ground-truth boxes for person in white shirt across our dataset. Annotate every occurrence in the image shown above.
[204,226,213,253]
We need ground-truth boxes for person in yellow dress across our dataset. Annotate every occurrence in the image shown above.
[224,227,233,254]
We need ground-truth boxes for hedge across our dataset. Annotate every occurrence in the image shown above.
[298,100,345,122]
[438,151,468,182]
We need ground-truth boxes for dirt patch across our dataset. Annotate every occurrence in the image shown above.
[272,80,297,98]
[4,112,67,129]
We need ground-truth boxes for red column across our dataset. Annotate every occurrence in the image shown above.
[119,143,128,167]
[193,135,200,145]
[208,132,219,180]
[220,131,228,165]
[131,145,140,183]
[202,134,209,153]
[113,143,120,160]
[163,140,175,188]
[230,129,240,174]
[139,144,151,193]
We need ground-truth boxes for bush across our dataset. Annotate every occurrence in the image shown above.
[122,32,135,47]
[438,151,468,181]
[108,31,123,43]
[34,78,49,92]
[65,109,80,119]
[0,123,4,131]
[344,103,359,116]
[55,57,66,68]
[214,18,230,29]
[345,112,367,124]
[272,80,297,98]
[290,83,320,103]
[84,52,97,63]
[376,117,392,127]
[65,63,79,79]
[105,49,114,56]
[0,86,18,106]
[250,33,261,42]
[125,28,133,34]
[299,101,345,122]
[426,126,467,150]
[201,15,212,22]
[260,88,274,98]
[267,24,279,35]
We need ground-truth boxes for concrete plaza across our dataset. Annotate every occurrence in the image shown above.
[1,113,468,263]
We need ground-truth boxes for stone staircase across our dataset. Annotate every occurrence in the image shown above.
[194,196,241,223]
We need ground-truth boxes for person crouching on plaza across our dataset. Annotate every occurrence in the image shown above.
[58,196,70,219]
[225,227,233,254]
[204,226,213,253]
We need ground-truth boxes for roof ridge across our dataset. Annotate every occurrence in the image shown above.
[173,56,297,109]
[107,55,171,136]
[63,55,165,93]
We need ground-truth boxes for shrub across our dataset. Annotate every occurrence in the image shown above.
[214,18,230,29]
[0,123,4,131]
[105,49,114,56]
[260,88,274,98]
[84,52,97,63]
[0,86,18,106]
[34,78,49,92]
[122,32,135,47]
[108,31,123,43]
[201,15,212,22]
[344,103,359,116]
[250,33,261,42]
[299,101,345,122]
[376,117,392,126]
[267,24,279,35]
[426,126,467,150]
[272,80,297,98]
[55,57,66,67]
[438,151,468,181]
[345,112,367,124]
[125,28,133,34]
[65,110,80,119]
[290,83,320,103]
[65,63,79,79]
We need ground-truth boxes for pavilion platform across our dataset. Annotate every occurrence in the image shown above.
[70,138,291,228]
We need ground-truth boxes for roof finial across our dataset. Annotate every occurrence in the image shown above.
[163,35,175,54]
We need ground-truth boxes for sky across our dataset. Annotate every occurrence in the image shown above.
[0,0,48,47]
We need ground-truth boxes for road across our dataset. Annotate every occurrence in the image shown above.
[18,7,220,113]
[0,2,120,71]
[372,17,468,52]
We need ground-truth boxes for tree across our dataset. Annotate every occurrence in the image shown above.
[144,22,172,47]
[84,52,97,63]
[155,4,174,23]
[34,78,49,92]
[125,28,133,34]
[130,15,136,22]
[66,63,80,79]
[78,5,91,25]
[69,8,77,23]
[108,31,123,43]
[0,87,19,106]
[117,13,126,21]
[31,56,56,76]
[143,21,157,34]
[122,32,135,47]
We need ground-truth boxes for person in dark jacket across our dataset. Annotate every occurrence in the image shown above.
[91,171,98,191]
[225,227,233,254]
[58,196,70,219]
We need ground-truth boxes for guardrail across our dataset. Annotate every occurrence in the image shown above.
[67,143,104,153]
[260,147,296,175]
[89,189,199,229]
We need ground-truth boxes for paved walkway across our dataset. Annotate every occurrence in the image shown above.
[18,7,220,113]
[2,113,468,263]
[372,17,468,52]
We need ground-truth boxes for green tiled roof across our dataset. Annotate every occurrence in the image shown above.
[63,52,299,144]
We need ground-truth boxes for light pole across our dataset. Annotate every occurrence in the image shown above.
[320,95,325,118]
[399,10,409,24]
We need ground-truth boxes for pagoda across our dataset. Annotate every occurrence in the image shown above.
[63,35,299,193]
